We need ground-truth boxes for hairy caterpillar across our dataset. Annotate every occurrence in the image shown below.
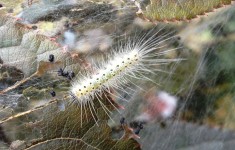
[70,29,181,124]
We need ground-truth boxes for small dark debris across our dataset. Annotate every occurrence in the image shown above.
[50,91,56,97]
[57,68,75,80]
[67,71,75,80]
[63,71,69,77]
[57,68,64,76]
[120,117,125,125]
[160,122,167,128]
[134,123,144,135]
[130,120,146,128]
[134,128,141,135]
[0,4,3,8]
[176,36,181,41]
[31,25,38,30]
[138,123,143,129]
[49,54,54,62]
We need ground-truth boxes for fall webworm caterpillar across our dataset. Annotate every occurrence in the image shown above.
[69,28,182,125]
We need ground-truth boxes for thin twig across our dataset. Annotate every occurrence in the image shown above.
[0,72,38,95]
[0,99,58,124]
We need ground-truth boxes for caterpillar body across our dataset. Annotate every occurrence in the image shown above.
[70,29,181,124]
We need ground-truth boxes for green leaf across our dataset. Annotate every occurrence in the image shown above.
[139,0,234,21]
